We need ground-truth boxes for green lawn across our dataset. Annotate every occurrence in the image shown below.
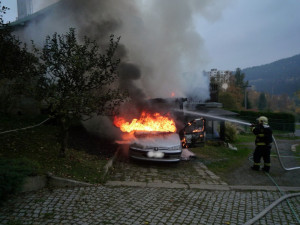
[192,140,252,175]
[235,133,255,143]
[0,114,109,184]
[238,130,300,141]
[195,130,300,176]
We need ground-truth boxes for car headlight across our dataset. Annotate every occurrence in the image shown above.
[170,145,181,150]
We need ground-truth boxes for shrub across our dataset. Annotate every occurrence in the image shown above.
[224,122,238,143]
[0,158,39,203]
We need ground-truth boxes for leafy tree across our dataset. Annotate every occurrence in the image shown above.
[296,90,300,99]
[218,91,238,110]
[242,94,252,109]
[234,68,249,89]
[0,1,8,31]
[258,92,267,111]
[39,28,125,157]
[294,90,300,107]
[0,1,42,113]
[248,89,260,109]
[232,68,251,109]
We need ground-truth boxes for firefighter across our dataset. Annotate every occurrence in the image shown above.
[250,116,273,172]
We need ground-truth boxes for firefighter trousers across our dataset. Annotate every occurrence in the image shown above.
[253,145,271,172]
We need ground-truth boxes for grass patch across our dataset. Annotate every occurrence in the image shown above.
[196,131,299,175]
[234,133,255,143]
[272,129,300,140]
[295,124,300,129]
[273,134,300,140]
[0,114,110,184]
[237,131,300,141]
[192,142,252,175]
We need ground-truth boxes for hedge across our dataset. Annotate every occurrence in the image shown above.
[236,111,295,132]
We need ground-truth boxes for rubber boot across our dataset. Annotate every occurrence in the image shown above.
[251,165,260,171]
[262,166,270,173]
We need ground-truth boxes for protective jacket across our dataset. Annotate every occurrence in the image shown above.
[252,124,273,146]
[251,123,273,172]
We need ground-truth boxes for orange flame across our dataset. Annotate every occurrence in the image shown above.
[193,128,204,133]
[114,111,176,133]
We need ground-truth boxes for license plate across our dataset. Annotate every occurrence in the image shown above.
[147,151,164,158]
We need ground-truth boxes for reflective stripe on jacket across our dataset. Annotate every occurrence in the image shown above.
[252,124,273,146]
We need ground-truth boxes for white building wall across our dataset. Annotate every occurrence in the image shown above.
[32,0,60,13]
[17,0,33,19]
[18,0,60,19]
[207,69,232,88]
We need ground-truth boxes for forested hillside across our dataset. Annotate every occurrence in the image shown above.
[242,54,300,96]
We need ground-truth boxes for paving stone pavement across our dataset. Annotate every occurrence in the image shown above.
[108,160,227,186]
[0,186,300,225]
[1,160,300,224]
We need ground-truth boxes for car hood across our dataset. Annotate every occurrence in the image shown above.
[132,132,181,148]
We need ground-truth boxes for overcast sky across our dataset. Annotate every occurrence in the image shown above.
[2,0,300,71]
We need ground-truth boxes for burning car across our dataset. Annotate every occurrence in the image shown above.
[129,131,182,162]
[114,111,182,162]
[180,118,206,148]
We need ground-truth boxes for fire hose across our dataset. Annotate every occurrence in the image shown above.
[179,109,300,171]
[230,124,300,223]
[246,153,300,225]
[0,117,50,135]
[232,131,300,224]
[243,192,300,225]
[272,135,300,171]
[178,110,300,224]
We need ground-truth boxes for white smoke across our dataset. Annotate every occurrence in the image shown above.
[15,0,233,102]
[12,0,235,139]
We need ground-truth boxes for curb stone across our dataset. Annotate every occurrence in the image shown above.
[22,173,92,192]
[104,181,300,192]
[48,174,91,188]
[102,147,121,180]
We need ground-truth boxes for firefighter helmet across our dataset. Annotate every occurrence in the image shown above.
[257,116,268,124]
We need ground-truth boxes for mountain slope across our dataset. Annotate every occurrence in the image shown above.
[242,54,300,96]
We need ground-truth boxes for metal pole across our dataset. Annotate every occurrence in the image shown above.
[244,88,247,109]
[244,85,251,109]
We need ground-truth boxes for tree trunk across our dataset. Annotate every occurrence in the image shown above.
[59,118,68,158]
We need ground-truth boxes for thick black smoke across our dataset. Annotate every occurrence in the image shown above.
[118,62,146,104]
[15,0,235,102]
[15,0,233,135]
